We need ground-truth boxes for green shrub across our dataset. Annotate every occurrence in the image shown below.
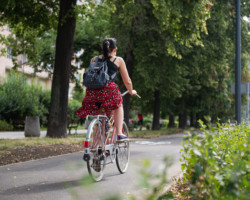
[143,116,152,130]
[181,121,250,199]
[68,99,82,121]
[72,82,85,102]
[0,120,13,131]
[161,119,168,128]
[0,72,32,121]
[0,72,51,126]
[36,88,51,126]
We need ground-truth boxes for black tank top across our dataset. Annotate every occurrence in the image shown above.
[98,56,118,82]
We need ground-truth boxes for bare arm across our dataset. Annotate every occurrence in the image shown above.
[117,57,137,96]
[90,57,95,64]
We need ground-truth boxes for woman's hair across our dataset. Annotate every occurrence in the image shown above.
[102,38,117,59]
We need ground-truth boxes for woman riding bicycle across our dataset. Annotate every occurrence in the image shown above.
[76,38,137,141]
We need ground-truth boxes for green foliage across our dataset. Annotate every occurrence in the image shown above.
[0,72,36,120]
[150,0,210,52]
[1,0,249,129]
[163,0,250,123]
[74,1,112,68]
[181,122,250,199]
[161,120,168,128]
[0,72,51,125]
[68,99,82,121]
[72,83,85,102]
[0,1,93,82]
[0,0,59,70]
[0,120,13,131]
[67,83,84,122]
[36,88,51,126]
[0,0,58,31]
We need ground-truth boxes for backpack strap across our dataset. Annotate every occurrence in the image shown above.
[112,57,117,63]
[110,72,117,81]
[110,57,117,81]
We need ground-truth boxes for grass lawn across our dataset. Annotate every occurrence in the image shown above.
[0,137,82,154]
[129,127,196,138]
[68,127,198,139]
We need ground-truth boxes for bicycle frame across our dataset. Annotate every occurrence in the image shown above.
[83,90,138,162]
[83,113,117,162]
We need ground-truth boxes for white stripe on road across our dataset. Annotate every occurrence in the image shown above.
[135,141,171,145]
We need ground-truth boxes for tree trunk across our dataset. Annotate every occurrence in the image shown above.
[190,112,195,127]
[123,94,130,126]
[178,101,188,129]
[152,90,160,130]
[168,114,175,128]
[123,48,134,125]
[47,0,76,138]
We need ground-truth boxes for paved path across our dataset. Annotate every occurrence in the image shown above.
[0,134,185,200]
[0,130,87,139]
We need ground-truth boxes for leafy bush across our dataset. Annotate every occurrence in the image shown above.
[161,119,168,128]
[72,83,85,102]
[181,121,250,199]
[36,88,51,126]
[68,99,82,121]
[0,73,32,121]
[143,116,152,130]
[0,120,13,131]
[0,72,51,126]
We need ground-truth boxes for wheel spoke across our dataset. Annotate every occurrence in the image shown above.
[86,120,106,181]
[116,122,130,173]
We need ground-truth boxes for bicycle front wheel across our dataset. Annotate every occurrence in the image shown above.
[116,122,130,173]
[87,119,106,181]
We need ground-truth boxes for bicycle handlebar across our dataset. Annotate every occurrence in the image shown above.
[122,91,141,98]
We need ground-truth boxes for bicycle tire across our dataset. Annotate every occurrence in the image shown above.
[116,122,130,173]
[86,119,106,181]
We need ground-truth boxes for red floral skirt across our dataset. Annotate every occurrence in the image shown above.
[76,82,123,117]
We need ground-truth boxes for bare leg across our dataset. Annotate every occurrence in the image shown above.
[113,104,125,136]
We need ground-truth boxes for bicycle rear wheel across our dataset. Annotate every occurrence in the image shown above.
[116,122,130,173]
[87,119,106,181]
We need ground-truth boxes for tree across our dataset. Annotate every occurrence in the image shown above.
[130,1,211,129]
[0,0,77,137]
[172,0,250,127]
[0,1,58,70]
[60,1,212,130]
[47,0,77,137]
[104,0,211,129]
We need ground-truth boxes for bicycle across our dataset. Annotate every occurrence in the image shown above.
[82,91,140,181]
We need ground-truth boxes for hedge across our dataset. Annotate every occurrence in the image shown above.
[181,121,249,199]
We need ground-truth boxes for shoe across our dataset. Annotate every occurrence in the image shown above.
[117,135,129,142]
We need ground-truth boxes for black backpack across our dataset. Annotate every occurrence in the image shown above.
[83,56,116,89]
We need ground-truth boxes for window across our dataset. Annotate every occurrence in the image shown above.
[75,73,80,81]
[22,54,28,64]
[76,61,81,69]
[68,87,73,97]
[7,26,11,32]
[7,47,12,59]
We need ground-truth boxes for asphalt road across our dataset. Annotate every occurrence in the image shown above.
[0,134,186,200]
